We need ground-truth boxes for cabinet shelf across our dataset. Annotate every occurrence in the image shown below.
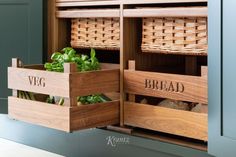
[56,9,120,18]
[122,0,207,5]
[123,7,208,18]
[56,0,120,7]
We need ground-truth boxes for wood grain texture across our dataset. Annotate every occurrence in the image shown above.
[124,102,208,141]
[121,0,207,4]
[8,62,120,98]
[124,7,208,18]
[8,67,70,98]
[124,68,208,104]
[120,18,140,125]
[56,0,120,7]
[56,0,207,6]
[56,0,119,1]
[70,100,120,130]
[8,97,120,132]
[201,66,207,77]
[70,68,120,97]
[56,9,120,18]
[132,130,207,151]
[8,97,71,132]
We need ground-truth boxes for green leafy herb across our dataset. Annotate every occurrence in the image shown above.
[44,48,100,72]
[44,47,108,106]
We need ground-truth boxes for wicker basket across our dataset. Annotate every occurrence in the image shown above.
[141,17,208,55]
[71,18,120,50]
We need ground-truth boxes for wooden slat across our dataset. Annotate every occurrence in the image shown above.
[57,0,118,1]
[132,130,207,151]
[124,68,208,104]
[201,66,208,77]
[107,125,133,134]
[56,0,207,6]
[122,0,207,4]
[8,97,70,132]
[23,64,45,70]
[56,1,120,7]
[8,67,70,98]
[124,102,208,141]
[71,68,120,97]
[100,63,120,70]
[56,9,120,18]
[8,62,120,98]
[124,7,208,17]
[70,100,120,130]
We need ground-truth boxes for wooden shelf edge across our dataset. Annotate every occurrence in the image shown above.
[56,1,121,7]
[142,51,208,56]
[105,125,207,151]
[132,130,207,152]
[124,7,208,17]
[122,0,207,5]
[56,9,120,18]
[56,0,207,7]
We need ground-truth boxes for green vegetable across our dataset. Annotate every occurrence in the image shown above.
[77,94,111,105]
[28,92,36,101]
[24,92,31,100]
[58,98,64,106]
[46,96,55,104]
[18,91,35,100]
[44,47,109,106]
[44,48,100,72]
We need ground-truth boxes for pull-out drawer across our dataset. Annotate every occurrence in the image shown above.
[8,58,120,132]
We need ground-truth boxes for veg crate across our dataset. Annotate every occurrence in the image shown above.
[124,60,208,141]
[8,58,120,132]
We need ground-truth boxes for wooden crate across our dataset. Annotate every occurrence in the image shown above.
[8,58,120,132]
[124,60,208,141]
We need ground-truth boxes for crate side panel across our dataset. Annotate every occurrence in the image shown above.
[8,97,70,132]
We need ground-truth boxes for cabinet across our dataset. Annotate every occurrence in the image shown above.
[0,0,43,113]
[209,0,236,156]
[3,0,236,156]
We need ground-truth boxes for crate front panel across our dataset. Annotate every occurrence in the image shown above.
[70,68,120,97]
[70,100,120,130]
[8,97,71,132]
[124,70,208,104]
[8,97,120,132]
[124,102,208,141]
[8,67,70,98]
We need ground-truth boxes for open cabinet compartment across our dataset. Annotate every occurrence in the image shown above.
[8,58,120,132]
[70,17,120,50]
[124,60,208,141]
[123,6,208,55]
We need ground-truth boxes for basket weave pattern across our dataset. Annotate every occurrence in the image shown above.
[71,18,120,50]
[141,17,208,55]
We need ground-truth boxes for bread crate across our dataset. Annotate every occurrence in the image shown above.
[124,60,208,141]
